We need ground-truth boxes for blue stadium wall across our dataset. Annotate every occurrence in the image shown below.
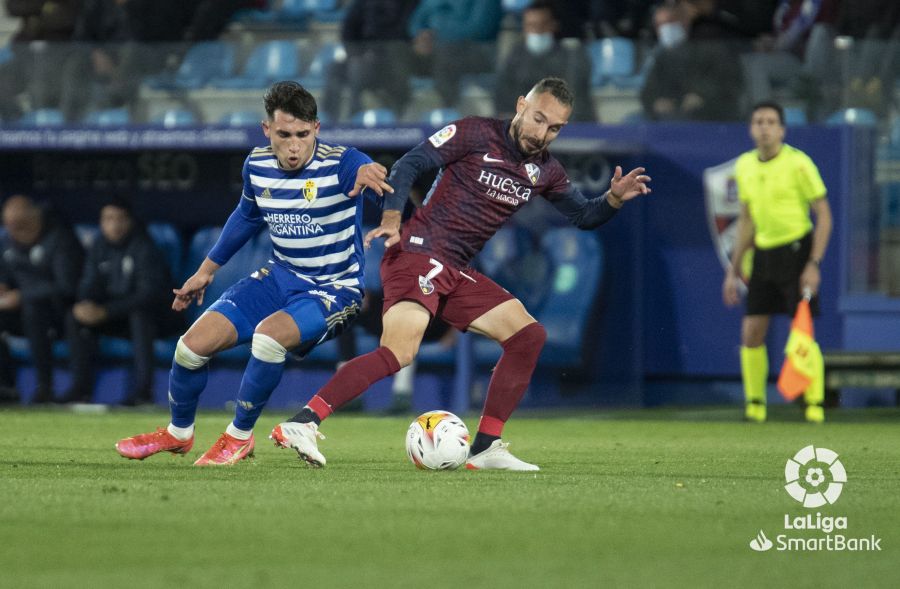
[0,122,888,407]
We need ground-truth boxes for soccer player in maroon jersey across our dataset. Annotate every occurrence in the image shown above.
[271,77,651,470]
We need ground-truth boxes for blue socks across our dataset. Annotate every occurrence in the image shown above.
[232,356,285,431]
[168,362,209,428]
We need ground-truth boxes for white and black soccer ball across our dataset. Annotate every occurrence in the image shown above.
[405,411,470,470]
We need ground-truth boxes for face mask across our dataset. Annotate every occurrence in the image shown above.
[658,22,686,48]
[525,32,554,56]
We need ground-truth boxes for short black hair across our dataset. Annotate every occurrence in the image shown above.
[531,77,574,108]
[100,195,134,216]
[263,81,318,122]
[525,0,558,20]
[750,100,785,126]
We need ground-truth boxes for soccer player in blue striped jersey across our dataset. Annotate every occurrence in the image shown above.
[115,81,393,465]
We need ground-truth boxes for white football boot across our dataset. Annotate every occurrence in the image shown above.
[270,421,327,467]
[465,440,540,471]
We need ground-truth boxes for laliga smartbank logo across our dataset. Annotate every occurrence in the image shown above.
[784,445,845,507]
[749,445,882,552]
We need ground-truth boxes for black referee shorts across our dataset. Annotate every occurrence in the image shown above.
[746,232,820,317]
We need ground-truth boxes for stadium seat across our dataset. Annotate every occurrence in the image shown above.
[421,108,462,128]
[502,0,531,13]
[826,108,877,126]
[891,117,900,147]
[351,108,397,128]
[589,38,636,87]
[219,110,262,127]
[83,108,130,127]
[534,228,603,367]
[147,223,184,280]
[145,41,235,90]
[211,41,300,89]
[180,226,271,361]
[472,225,550,365]
[297,0,345,22]
[299,42,345,89]
[19,108,65,127]
[784,106,808,126]
[74,224,99,249]
[154,109,198,128]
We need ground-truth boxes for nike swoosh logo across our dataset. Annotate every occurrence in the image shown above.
[482,154,503,163]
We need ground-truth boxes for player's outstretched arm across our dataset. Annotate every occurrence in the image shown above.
[172,257,220,311]
[349,163,394,197]
[364,210,402,249]
[608,166,652,207]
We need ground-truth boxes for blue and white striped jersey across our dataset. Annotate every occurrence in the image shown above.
[207,140,377,291]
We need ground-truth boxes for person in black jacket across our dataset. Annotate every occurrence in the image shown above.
[494,1,595,122]
[321,0,419,121]
[67,198,182,405]
[0,194,87,404]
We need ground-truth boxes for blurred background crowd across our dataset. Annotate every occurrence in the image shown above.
[0,0,896,128]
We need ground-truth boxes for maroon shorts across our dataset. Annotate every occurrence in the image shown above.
[380,246,515,331]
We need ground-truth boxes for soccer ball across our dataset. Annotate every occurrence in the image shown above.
[405,411,470,470]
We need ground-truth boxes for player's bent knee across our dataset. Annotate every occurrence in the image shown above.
[174,337,210,370]
[251,332,287,363]
[506,322,547,350]
[385,345,417,369]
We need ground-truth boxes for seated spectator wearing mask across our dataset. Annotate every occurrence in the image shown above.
[494,1,594,122]
[640,0,745,121]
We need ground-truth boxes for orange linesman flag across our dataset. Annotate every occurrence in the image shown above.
[777,298,822,400]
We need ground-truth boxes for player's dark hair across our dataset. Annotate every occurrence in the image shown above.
[264,81,318,122]
[750,100,784,126]
[531,77,574,108]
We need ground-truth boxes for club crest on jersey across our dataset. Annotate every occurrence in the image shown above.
[428,124,457,148]
[418,275,435,295]
[525,163,541,185]
[303,180,317,202]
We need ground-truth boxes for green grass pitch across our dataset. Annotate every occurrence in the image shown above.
[2,406,898,588]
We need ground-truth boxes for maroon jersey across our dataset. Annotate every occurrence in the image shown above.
[398,117,570,270]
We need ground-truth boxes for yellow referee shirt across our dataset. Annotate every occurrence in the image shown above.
[734,144,827,250]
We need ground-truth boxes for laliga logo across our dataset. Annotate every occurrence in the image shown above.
[749,530,773,552]
[784,445,846,508]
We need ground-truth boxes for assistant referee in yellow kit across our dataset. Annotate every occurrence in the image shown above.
[722,101,833,423]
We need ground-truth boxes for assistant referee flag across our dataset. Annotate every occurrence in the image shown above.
[777,293,822,400]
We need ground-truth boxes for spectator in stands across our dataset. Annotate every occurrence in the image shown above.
[494,1,594,122]
[0,195,87,404]
[838,1,900,117]
[640,0,745,121]
[591,0,658,39]
[722,101,832,423]
[408,0,503,108]
[67,198,183,406]
[322,0,419,122]
[741,0,839,113]
[57,0,195,122]
[0,0,76,122]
